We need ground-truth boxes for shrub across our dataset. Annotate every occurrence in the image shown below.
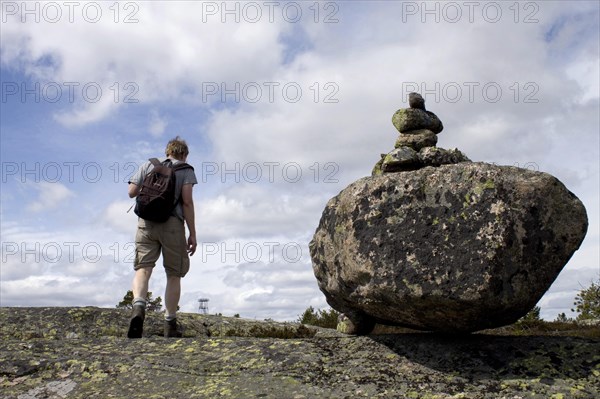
[572,279,600,321]
[298,306,340,329]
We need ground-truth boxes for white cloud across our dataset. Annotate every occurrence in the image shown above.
[149,109,167,137]
[26,182,75,212]
[0,254,47,282]
[53,91,119,127]
[566,56,600,104]
[128,140,163,164]
[196,184,328,241]
[0,273,130,307]
[102,200,138,236]
[0,215,136,307]
[0,2,289,126]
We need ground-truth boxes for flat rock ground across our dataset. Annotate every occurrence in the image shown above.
[0,308,598,399]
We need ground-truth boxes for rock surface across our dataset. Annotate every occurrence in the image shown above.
[408,92,426,110]
[418,146,471,166]
[310,162,588,333]
[392,108,444,134]
[1,307,599,399]
[373,146,471,175]
[394,129,438,150]
[380,147,420,172]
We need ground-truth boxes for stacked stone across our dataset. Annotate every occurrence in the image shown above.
[372,92,469,175]
[393,92,443,150]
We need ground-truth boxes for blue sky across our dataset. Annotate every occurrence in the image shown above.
[1,1,599,321]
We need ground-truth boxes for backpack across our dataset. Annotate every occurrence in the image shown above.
[134,158,194,222]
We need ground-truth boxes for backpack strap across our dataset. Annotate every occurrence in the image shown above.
[173,162,194,172]
[148,158,177,173]
[145,158,163,175]
[148,158,193,172]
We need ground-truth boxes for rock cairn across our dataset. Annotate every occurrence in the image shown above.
[310,95,588,335]
[373,92,469,174]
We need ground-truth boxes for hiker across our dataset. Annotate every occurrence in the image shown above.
[126,136,198,338]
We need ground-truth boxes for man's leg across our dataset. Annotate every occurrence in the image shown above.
[164,275,183,337]
[132,266,153,302]
[128,266,153,339]
[165,275,181,317]
[160,217,190,337]
[129,220,160,339]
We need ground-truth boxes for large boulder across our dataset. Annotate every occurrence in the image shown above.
[309,162,588,333]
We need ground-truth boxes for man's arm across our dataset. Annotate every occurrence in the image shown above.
[181,183,197,256]
[128,183,140,198]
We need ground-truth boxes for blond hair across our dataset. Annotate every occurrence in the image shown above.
[165,136,189,160]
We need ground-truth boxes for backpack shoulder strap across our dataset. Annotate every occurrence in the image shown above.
[173,162,194,172]
[144,158,163,176]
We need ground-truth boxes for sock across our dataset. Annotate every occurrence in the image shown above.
[133,297,147,308]
[165,313,176,322]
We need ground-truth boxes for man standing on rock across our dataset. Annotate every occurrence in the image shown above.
[126,136,198,338]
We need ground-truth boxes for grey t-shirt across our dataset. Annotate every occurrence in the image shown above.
[129,157,198,221]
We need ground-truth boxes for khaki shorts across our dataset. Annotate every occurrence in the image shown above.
[134,216,190,277]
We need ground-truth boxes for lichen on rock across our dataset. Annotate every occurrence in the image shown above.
[312,93,588,335]
[311,162,588,334]
[1,307,599,399]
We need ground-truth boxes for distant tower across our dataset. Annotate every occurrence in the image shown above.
[198,298,209,314]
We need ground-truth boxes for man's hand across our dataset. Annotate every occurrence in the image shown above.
[187,235,197,256]
[128,183,140,198]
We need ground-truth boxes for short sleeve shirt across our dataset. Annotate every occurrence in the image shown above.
[129,157,198,221]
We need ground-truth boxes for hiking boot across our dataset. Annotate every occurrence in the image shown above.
[127,305,145,339]
[164,318,183,338]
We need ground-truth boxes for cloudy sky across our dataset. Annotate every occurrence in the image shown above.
[1,1,598,321]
